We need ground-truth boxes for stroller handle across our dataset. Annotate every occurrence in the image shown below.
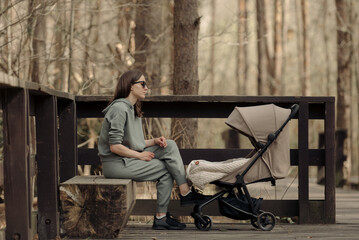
[290,104,299,119]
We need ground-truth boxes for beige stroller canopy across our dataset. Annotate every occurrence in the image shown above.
[187,104,292,189]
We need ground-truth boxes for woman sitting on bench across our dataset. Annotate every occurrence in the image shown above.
[98,69,207,230]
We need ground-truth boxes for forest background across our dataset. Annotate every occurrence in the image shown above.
[0,0,358,194]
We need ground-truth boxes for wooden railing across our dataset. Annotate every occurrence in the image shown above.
[0,73,335,239]
[76,95,335,223]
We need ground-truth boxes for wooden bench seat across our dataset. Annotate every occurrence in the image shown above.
[59,175,136,239]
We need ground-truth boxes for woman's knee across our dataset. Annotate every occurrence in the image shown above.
[166,139,178,151]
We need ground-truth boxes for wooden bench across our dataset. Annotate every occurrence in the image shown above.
[59,176,136,239]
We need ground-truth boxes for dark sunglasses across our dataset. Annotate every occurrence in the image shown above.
[132,81,148,88]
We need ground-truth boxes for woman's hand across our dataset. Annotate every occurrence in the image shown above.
[138,151,155,161]
[154,136,167,148]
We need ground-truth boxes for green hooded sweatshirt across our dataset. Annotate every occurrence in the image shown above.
[98,98,145,163]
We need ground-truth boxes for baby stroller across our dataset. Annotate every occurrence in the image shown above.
[187,104,299,231]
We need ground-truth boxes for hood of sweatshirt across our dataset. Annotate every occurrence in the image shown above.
[102,98,133,115]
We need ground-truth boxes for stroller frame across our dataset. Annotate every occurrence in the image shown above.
[191,104,299,231]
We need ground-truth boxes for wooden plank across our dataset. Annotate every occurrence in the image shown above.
[76,95,334,103]
[2,88,33,239]
[58,99,78,183]
[121,188,359,238]
[77,101,325,119]
[298,102,309,223]
[35,95,60,239]
[131,199,299,217]
[75,95,332,119]
[25,81,75,100]
[78,148,325,166]
[324,101,336,223]
[78,148,102,165]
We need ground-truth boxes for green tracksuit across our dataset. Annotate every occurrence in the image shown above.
[98,98,187,213]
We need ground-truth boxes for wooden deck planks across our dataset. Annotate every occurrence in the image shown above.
[117,183,359,240]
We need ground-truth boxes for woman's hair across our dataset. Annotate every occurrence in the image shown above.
[110,69,144,117]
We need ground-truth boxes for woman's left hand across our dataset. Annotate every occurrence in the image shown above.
[154,136,167,148]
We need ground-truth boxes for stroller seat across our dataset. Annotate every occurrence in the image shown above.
[186,158,251,190]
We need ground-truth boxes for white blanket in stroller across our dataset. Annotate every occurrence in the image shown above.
[186,158,251,190]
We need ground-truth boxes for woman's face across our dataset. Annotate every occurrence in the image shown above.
[131,75,148,100]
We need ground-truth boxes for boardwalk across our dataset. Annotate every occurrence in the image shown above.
[118,182,359,240]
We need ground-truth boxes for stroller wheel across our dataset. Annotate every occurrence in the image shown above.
[251,210,264,229]
[257,212,276,231]
[250,218,259,229]
[194,215,212,231]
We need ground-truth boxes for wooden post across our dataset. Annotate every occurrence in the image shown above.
[2,88,33,239]
[298,101,309,223]
[58,99,77,183]
[35,95,60,239]
[324,100,336,223]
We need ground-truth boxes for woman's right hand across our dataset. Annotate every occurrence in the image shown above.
[138,151,155,161]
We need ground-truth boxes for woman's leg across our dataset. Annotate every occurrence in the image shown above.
[145,140,210,205]
[145,140,188,187]
[102,159,173,213]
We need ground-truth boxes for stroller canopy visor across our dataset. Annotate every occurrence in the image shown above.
[225,104,291,144]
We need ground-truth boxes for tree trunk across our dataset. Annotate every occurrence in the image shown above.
[59,176,136,238]
[135,0,169,139]
[4,0,12,76]
[355,0,359,182]
[210,0,216,94]
[301,0,311,96]
[29,0,47,84]
[67,0,75,92]
[256,0,267,95]
[117,0,135,74]
[54,0,66,91]
[323,0,331,96]
[237,0,248,95]
[172,0,199,148]
[336,0,352,186]
[135,0,162,94]
[268,0,282,96]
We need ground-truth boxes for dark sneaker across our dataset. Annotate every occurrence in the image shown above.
[152,212,186,230]
[180,187,211,206]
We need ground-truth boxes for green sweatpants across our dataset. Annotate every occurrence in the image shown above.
[102,140,187,213]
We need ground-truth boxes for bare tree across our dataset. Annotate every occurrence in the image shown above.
[267,0,283,96]
[209,0,216,94]
[172,0,200,148]
[134,0,172,139]
[322,0,331,96]
[336,0,352,186]
[300,0,311,96]
[236,0,248,95]
[53,0,66,91]
[135,0,162,93]
[29,0,47,84]
[256,0,267,95]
